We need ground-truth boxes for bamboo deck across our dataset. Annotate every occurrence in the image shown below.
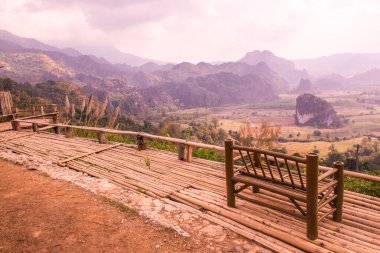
[0,130,379,253]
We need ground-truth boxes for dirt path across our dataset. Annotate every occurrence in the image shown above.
[0,159,211,253]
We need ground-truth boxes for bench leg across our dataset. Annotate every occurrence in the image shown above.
[226,181,236,207]
[225,139,235,207]
[333,161,344,222]
[252,186,260,193]
[306,153,319,240]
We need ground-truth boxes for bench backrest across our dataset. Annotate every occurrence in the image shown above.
[232,144,316,191]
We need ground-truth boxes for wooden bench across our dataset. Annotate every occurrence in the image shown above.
[224,140,344,240]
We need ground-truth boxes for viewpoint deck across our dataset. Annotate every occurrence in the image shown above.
[0,130,379,253]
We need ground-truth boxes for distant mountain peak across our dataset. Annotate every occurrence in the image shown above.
[0,30,82,57]
[239,49,309,86]
[0,30,167,67]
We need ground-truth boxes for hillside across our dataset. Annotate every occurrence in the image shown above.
[155,61,289,92]
[348,68,380,87]
[142,72,277,108]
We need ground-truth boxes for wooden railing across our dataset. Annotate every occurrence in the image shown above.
[11,113,222,162]
[225,139,344,240]
[0,113,17,122]
[9,113,380,183]
[16,104,58,117]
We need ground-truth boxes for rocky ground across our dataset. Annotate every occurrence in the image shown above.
[0,147,270,253]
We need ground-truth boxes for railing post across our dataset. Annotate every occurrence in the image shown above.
[178,144,192,162]
[32,123,39,133]
[186,144,192,162]
[178,143,185,160]
[11,120,21,131]
[97,131,107,144]
[306,152,319,240]
[65,127,73,138]
[136,135,147,150]
[225,139,235,207]
[333,161,344,222]
[52,113,58,124]
[32,106,36,116]
[54,126,60,135]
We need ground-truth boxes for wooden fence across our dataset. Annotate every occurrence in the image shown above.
[9,112,380,183]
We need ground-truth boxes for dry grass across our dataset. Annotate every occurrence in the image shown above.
[279,137,364,156]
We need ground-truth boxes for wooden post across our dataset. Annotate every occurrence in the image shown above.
[136,135,147,150]
[306,153,319,240]
[40,106,45,115]
[32,106,36,116]
[11,120,21,131]
[97,131,107,144]
[54,126,60,135]
[178,144,185,160]
[178,144,192,162]
[333,161,344,222]
[52,104,58,113]
[52,113,58,124]
[32,123,39,133]
[65,127,73,138]
[186,144,192,162]
[225,139,235,207]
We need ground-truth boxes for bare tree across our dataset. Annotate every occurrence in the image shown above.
[239,121,281,150]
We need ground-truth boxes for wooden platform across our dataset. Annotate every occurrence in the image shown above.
[0,130,379,253]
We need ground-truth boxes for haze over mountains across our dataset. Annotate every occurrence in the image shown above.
[294,53,380,77]
[1,30,380,112]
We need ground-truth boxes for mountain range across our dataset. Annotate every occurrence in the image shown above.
[1,30,380,115]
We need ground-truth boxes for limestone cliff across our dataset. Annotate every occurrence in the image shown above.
[295,93,342,128]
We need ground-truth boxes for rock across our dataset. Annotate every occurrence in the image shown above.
[163,204,176,212]
[152,199,162,207]
[295,93,343,128]
[199,225,224,238]
[180,213,192,222]
[243,244,254,250]
[233,239,244,245]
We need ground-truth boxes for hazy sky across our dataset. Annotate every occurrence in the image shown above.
[1,0,380,63]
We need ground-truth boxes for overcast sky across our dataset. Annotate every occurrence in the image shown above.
[1,0,380,63]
